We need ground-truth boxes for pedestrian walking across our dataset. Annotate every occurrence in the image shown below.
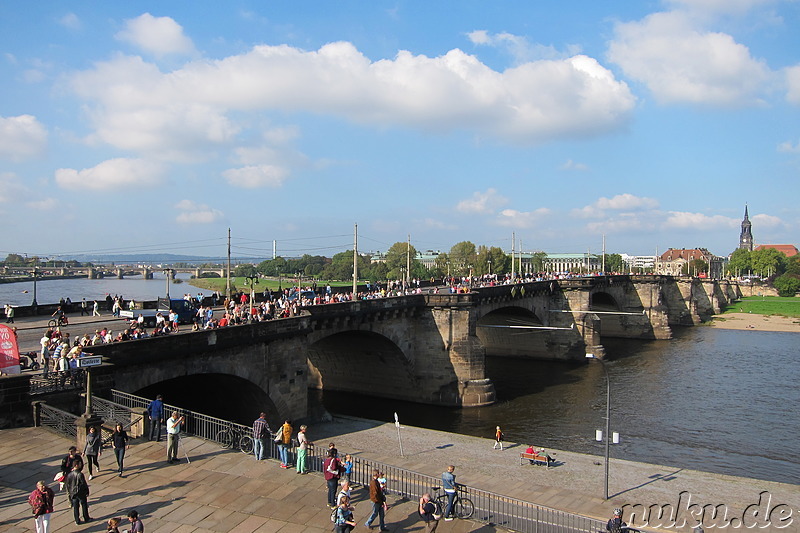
[296,424,311,474]
[111,423,130,477]
[65,463,91,525]
[166,411,184,463]
[252,412,271,460]
[80,298,88,316]
[442,465,457,521]
[276,419,293,468]
[147,395,164,441]
[493,425,504,450]
[126,509,145,532]
[365,468,389,531]
[4,304,14,323]
[83,426,102,479]
[93,300,100,316]
[28,480,54,533]
[419,492,441,532]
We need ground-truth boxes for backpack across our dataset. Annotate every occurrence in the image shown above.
[330,507,338,523]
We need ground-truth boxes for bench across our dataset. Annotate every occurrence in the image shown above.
[519,452,550,467]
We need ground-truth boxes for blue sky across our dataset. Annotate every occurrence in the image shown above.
[1,0,798,261]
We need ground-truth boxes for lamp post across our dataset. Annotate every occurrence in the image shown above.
[245,274,259,313]
[488,259,492,276]
[31,267,39,307]
[163,268,174,299]
[586,353,611,500]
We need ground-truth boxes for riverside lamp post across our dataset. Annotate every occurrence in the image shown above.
[31,268,39,307]
[586,353,612,500]
[163,268,174,299]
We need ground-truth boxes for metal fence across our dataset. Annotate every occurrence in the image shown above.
[30,369,86,395]
[39,402,78,439]
[107,390,604,533]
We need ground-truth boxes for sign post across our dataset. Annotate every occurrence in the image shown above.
[394,412,404,457]
[78,356,102,416]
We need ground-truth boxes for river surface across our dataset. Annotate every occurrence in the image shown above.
[316,327,800,485]
[0,273,198,306]
[5,277,797,484]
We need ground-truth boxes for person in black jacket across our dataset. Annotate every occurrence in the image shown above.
[83,426,102,479]
[111,423,130,477]
[65,463,91,525]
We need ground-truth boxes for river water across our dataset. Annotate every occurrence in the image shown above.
[4,278,797,484]
[317,326,800,486]
[0,273,198,306]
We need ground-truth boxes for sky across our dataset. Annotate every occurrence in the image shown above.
[1,0,798,261]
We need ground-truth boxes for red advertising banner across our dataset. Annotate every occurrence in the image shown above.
[0,324,21,375]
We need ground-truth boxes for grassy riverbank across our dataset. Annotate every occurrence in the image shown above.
[187,276,353,293]
[722,296,800,318]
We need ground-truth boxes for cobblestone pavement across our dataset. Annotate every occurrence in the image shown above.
[0,426,506,533]
[312,416,800,533]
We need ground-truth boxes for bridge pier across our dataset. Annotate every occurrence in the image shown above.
[115,268,124,279]
[142,267,153,279]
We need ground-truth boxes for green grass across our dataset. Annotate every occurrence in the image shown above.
[186,276,354,293]
[721,296,800,318]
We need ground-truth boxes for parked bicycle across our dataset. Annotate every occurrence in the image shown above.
[432,484,474,519]
[214,422,254,454]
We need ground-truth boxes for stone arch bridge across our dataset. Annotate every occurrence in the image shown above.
[83,275,739,422]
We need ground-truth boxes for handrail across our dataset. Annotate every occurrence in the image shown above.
[108,390,604,533]
[39,403,78,439]
[30,369,85,395]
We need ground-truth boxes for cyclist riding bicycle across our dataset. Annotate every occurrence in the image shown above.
[51,306,69,326]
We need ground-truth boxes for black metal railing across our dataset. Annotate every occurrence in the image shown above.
[39,403,78,439]
[29,369,86,395]
[107,390,604,533]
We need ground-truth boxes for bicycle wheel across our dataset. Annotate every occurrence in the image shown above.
[457,497,475,519]
[215,429,234,449]
[47,319,57,328]
[239,435,254,454]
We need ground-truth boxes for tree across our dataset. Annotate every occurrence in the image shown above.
[689,259,708,276]
[3,253,25,265]
[751,248,786,278]
[604,253,623,273]
[773,274,800,297]
[530,251,547,273]
[727,249,751,277]
[449,241,477,275]
[258,257,287,277]
[234,264,258,277]
[384,242,420,279]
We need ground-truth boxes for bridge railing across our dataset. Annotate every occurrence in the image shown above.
[107,390,603,533]
[30,370,86,395]
[37,402,78,439]
[109,389,253,447]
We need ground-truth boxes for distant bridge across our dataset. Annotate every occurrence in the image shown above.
[2,265,227,279]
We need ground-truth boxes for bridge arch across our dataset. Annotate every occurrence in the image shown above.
[306,331,421,403]
[135,373,278,426]
[476,306,551,358]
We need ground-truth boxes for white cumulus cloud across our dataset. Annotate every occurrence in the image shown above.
[58,13,82,30]
[0,115,48,161]
[495,208,551,228]
[608,11,771,106]
[777,139,800,153]
[175,199,223,224]
[67,41,635,162]
[663,211,738,229]
[55,158,164,190]
[456,188,508,214]
[222,164,289,188]
[574,193,659,218]
[786,65,800,105]
[115,13,195,57]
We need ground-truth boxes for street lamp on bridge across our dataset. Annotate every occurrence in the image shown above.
[31,268,39,308]
[162,268,174,299]
[244,274,259,313]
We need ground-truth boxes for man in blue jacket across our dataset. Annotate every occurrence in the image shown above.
[147,395,164,442]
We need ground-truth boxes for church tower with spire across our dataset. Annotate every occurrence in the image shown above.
[739,204,754,251]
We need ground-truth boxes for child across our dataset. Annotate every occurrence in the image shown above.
[342,454,353,484]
